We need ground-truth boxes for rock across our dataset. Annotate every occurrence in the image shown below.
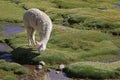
[37,65,43,69]
[46,68,51,72]
[56,71,60,74]
[58,64,65,70]
[39,61,45,66]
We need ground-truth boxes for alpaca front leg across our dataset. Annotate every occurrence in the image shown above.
[27,32,32,46]
[32,30,36,45]
[26,27,33,46]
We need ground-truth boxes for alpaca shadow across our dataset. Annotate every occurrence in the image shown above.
[3,39,40,64]
[11,47,40,64]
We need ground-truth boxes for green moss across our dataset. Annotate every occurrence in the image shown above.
[0,0,24,23]
[111,28,120,35]
[0,0,120,33]
[0,60,28,74]
[33,41,120,64]
[64,61,120,79]
[0,69,16,79]
[52,0,120,9]
[3,76,18,80]
[33,49,76,64]
[0,0,120,79]
[50,26,111,49]
[112,36,120,48]
[0,60,28,80]
[33,26,119,64]
[2,25,118,65]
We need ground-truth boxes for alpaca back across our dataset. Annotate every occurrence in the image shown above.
[23,8,52,32]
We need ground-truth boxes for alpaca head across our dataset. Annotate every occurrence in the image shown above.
[35,41,46,53]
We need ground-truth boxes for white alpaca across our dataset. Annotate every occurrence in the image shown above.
[23,8,52,52]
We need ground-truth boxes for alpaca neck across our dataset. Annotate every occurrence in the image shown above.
[40,30,51,47]
[40,38,48,47]
[39,23,52,49]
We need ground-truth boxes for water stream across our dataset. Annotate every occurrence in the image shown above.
[114,3,120,8]
[0,23,24,61]
[48,69,68,80]
[2,24,24,36]
[0,43,11,51]
[0,52,13,62]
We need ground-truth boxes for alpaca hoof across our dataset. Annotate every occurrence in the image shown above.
[28,44,32,47]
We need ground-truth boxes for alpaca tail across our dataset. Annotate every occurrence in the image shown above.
[22,5,28,11]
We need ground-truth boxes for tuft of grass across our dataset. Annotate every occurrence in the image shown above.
[33,49,77,64]
[0,69,16,79]
[110,28,120,36]
[20,0,57,11]
[0,0,24,23]
[64,61,120,79]
[0,60,28,74]
[52,0,87,9]
[50,26,111,50]
[33,26,120,64]
[3,75,18,80]
[52,0,120,9]
[33,40,120,64]
[0,0,120,32]
[61,9,120,30]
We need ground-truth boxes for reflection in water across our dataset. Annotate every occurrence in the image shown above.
[48,69,68,80]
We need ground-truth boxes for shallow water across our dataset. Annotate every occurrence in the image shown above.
[115,4,120,8]
[22,65,69,80]
[2,24,24,36]
[0,52,13,62]
[0,43,11,51]
[48,69,68,80]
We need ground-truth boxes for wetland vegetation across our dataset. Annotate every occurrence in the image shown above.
[0,0,120,80]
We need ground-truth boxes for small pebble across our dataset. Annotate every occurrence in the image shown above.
[59,64,65,70]
[46,68,51,72]
[39,61,45,66]
[56,71,60,74]
[38,65,42,69]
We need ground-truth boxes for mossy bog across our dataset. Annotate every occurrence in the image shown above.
[0,0,120,79]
